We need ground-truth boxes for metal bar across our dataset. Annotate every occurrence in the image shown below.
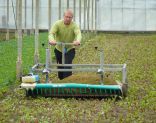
[48,68,123,72]
[50,64,124,67]
[100,50,104,70]
[22,83,121,90]
[32,64,39,70]
[53,42,74,65]
[32,63,45,66]
[46,49,50,69]
[62,43,65,65]
[57,42,73,45]
[99,50,104,84]
[51,64,100,67]
[44,48,51,82]
[34,67,123,73]
[34,63,124,68]
[122,64,127,84]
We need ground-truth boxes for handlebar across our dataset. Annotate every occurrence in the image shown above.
[48,42,79,64]
[56,42,74,45]
[49,41,80,46]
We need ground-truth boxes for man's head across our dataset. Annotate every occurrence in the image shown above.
[63,9,73,25]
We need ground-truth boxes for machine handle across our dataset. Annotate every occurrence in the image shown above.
[49,41,80,46]
[56,42,74,46]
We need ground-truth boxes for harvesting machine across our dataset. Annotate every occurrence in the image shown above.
[20,42,128,98]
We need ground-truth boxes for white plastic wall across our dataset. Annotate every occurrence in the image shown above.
[0,0,156,31]
[97,0,156,31]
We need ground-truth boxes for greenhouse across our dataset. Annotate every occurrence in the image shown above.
[0,0,156,31]
[0,0,156,122]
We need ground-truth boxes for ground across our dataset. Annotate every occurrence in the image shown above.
[0,33,156,122]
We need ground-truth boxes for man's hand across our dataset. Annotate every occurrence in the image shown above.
[49,40,56,45]
[73,40,80,46]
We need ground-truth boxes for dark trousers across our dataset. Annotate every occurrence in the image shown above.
[54,48,75,80]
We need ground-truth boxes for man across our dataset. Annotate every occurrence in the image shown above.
[49,9,82,80]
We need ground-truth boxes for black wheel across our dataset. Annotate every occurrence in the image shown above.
[25,89,32,97]
[25,89,37,98]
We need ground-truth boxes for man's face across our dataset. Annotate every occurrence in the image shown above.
[63,12,73,25]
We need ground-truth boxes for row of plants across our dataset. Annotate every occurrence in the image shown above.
[0,32,156,122]
[0,32,95,96]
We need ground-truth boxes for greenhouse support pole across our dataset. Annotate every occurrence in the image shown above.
[34,0,39,64]
[73,0,76,21]
[48,0,52,65]
[87,0,90,31]
[15,0,18,38]
[24,0,27,35]
[91,0,94,32]
[16,0,23,80]
[6,0,9,40]
[79,0,81,29]
[67,0,69,9]
[145,0,147,31]
[84,0,86,32]
[31,0,34,34]
[95,0,97,32]
[59,0,61,19]
[48,0,51,31]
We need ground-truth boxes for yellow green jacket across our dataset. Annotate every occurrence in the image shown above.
[49,20,82,52]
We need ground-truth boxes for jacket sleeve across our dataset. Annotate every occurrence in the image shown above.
[48,22,58,41]
[74,24,82,42]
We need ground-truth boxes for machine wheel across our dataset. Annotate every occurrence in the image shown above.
[25,89,37,98]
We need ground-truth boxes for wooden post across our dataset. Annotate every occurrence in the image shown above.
[34,0,39,64]
[91,0,94,31]
[110,0,112,29]
[30,0,34,34]
[95,0,97,32]
[145,0,147,30]
[24,0,27,35]
[48,0,51,31]
[16,0,23,80]
[67,0,69,9]
[6,0,9,40]
[59,0,61,19]
[84,0,86,32]
[73,0,76,21]
[15,0,18,38]
[79,0,81,29]
[121,0,123,30]
[48,0,52,65]
[87,0,90,31]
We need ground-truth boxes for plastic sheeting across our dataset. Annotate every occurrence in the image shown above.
[0,0,156,31]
